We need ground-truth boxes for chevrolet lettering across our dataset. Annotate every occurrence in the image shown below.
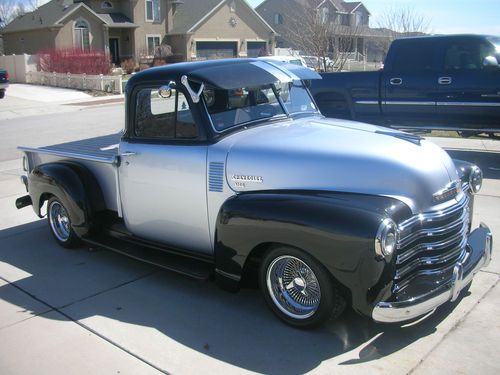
[16,59,493,328]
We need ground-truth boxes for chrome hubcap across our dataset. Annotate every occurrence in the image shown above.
[266,255,321,319]
[49,201,71,242]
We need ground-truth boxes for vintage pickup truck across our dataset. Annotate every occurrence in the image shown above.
[16,59,492,328]
[310,35,500,136]
[0,69,9,99]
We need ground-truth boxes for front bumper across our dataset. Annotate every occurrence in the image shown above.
[372,223,493,323]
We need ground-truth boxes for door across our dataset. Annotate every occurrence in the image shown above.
[196,41,237,60]
[247,41,267,57]
[109,38,120,65]
[382,39,439,125]
[118,86,211,254]
[436,37,500,130]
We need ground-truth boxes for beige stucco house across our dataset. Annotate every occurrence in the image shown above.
[1,0,276,64]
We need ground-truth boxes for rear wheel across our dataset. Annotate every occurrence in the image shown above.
[259,246,345,328]
[47,197,80,248]
[0,90,5,99]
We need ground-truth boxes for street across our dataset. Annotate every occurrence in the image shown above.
[0,86,499,375]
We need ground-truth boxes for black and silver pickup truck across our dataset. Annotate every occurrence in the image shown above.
[0,69,8,99]
[16,59,492,328]
[310,35,500,135]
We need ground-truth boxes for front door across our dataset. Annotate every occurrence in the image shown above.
[118,86,211,254]
[382,39,439,126]
[436,37,500,130]
[109,38,120,65]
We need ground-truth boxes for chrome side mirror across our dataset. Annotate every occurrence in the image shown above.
[483,56,499,68]
[158,81,176,98]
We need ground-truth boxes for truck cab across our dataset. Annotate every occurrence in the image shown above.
[17,59,493,328]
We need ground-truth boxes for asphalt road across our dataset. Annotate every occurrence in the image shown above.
[0,98,499,374]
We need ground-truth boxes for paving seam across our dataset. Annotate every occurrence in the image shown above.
[0,272,169,374]
[479,269,500,276]
[407,278,499,375]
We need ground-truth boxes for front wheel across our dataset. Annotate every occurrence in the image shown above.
[47,197,80,248]
[0,90,5,99]
[259,246,345,328]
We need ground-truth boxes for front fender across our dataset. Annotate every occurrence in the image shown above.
[214,190,412,316]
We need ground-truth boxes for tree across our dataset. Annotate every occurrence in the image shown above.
[281,1,362,72]
[375,6,432,56]
[0,0,38,28]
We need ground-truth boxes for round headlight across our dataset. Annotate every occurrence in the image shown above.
[375,218,398,259]
[469,166,483,194]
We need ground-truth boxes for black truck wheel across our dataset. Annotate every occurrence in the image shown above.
[0,90,5,99]
[47,197,80,248]
[259,246,345,328]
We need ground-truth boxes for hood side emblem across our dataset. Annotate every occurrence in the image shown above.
[232,174,263,188]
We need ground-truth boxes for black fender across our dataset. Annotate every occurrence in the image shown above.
[28,162,105,237]
[214,190,412,317]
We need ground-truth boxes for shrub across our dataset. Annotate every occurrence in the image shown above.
[37,48,111,75]
[120,58,136,74]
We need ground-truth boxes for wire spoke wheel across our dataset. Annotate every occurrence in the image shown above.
[49,200,71,242]
[266,255,321,319]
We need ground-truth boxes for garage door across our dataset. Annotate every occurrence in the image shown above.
[247,41,267,58]
[196,42,237,60]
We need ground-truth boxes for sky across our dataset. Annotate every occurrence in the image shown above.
[247,0,500,35]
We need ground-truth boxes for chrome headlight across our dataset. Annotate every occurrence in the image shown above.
[375,218,398,259]
[469,166,483,194]
[22,156,28,172]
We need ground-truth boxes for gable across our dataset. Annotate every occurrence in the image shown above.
[191,0,274,39]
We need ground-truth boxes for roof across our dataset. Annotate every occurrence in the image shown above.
[127,58,320,90]
[98,13,137,28]
[1,0,78,33]
[170,0,276,35]
[1,0,136,34]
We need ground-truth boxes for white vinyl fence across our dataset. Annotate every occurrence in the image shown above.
[27,71,122,94]
[0,54,122,94]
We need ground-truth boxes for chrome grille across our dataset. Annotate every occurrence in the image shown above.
[394,192,470,292]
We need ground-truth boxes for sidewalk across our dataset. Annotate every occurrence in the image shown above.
[428,136,500,153]
[0,84,123,121]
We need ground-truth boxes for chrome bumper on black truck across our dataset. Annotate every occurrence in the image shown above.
[373,189,493,323]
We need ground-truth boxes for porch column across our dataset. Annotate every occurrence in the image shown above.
[103,25,110,56]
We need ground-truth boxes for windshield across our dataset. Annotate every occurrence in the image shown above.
[203,81,319,131]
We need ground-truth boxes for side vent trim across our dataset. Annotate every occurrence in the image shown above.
[209,162,224,192]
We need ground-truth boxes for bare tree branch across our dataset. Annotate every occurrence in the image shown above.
[280,2,362,72]
[0,0,38,28]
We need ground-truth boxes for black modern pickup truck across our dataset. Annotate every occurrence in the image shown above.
[310,35,500,135]
[0,69,8,99]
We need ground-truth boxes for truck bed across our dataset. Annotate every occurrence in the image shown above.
[19,133,122,213]
[20,133,121,164]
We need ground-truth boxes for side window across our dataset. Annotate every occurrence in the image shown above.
[135,88,198,139]
[444,41,491,71]
[391,42,434,72]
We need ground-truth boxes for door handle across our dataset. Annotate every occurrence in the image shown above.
[389,78,403,85]
[120,151,137,157]
[438,77,452,85]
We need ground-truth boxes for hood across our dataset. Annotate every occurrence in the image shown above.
[223,117,459,213]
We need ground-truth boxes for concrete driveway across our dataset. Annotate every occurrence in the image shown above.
[0,102,499,374]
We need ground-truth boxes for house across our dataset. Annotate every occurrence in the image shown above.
[256,0,377,61]
[0,0,276,64]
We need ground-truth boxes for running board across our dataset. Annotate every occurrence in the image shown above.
[82,234,213,280]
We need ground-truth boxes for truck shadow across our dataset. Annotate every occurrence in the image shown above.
[0,221,472,374]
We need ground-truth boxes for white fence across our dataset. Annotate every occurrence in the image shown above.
[0,54,38,83]
[0,54,122,94]
[27,71,122,94]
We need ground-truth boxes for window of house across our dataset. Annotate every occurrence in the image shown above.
[274,13,283,25]
[230,0,236,12]
[101,1,113,9]
[355,11,364,26]
[74,19,90,51]
[320,7,329,24]
[146,35,161,56]
[135,88,198,139]
[146,0,160,22]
